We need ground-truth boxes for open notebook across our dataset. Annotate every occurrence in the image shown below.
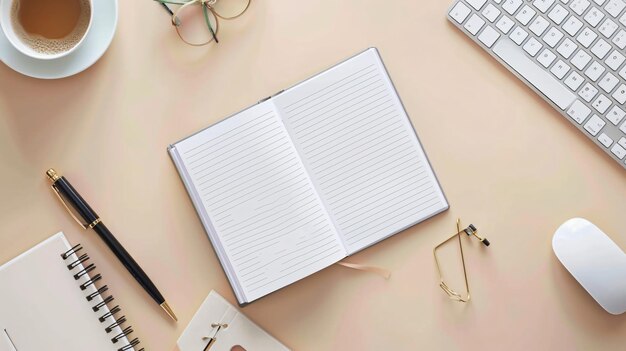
[169,48,448,305]
[0,232,140,351]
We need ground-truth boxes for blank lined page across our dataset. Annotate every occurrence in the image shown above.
[274,48,448,254]
[172,102,345,302]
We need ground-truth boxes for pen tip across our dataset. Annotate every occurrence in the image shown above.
[161,301,178,322]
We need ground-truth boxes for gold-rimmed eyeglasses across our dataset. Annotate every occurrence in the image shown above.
[433,218,490,303]
[156,0,251,46]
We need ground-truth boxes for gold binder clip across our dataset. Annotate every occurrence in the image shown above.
[433,218,490,303]
[202,323,229,351]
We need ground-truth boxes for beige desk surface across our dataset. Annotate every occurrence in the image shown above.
[1,0,626,350]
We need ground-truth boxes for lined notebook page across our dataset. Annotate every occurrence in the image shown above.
[274,48,448,254]
[172,102,345,302]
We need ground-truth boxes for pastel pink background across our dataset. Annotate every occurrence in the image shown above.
[1,0,625,350]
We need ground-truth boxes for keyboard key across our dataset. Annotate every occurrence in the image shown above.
[605,0,626,17]
[621,12,626,26]
[584,61,605,81]
[563,16,584,35]
[450,2,472,23]
[478,26,501,47]
[605,50,625,70]
[584,7,605,27]
[570,0,591,15]
[530,16,551,35]
[611,144,626,159]
[621,65,626,79]
[613,30,626,49]
[567,100,592,123]
[524,37,543,56]
[571,50,592,69]
[613,84,626,104]
[510,26,529,44]
[598,132,613,147]
[606,105,625,125]
[467,0,488,10]
[619,137,626,149]
[483,4,502,22]
[565,71,585,90]
[621,120,626,134]
[590,39,611,59]
[503,0,523,14]
[598,72,619,93]
[579,82,599,101]
[577,27,598,47]
[538,49,558,67]
[551,59,571,78]
[534,0,556,12]
[593,0,606,5]
[584,114,606,135]
[556,38,577,58]
[598,19,619,38]
[493,38,576,109]
[496,15,516,33]
[549,4,570,24]
[591,94,612,113]
[543,27,564,47]
[516,5,537,25]
[465,14,486,35]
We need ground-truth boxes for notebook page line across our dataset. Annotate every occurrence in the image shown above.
[321,148,417,196]
[299,103,396,151]
[292,88,389,134]
[283,64,376,112]
[288,79,385,127]
[304,110,400,163]
[183,111,275,158]
[190,129,285,172]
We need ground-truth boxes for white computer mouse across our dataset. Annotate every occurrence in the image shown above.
[552,218,626,315]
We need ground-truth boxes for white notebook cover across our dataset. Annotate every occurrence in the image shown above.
[0,232,135,351]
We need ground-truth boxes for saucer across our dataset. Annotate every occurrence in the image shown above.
[0,0,118,79]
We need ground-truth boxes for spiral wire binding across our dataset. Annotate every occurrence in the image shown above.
[61,244,145,351]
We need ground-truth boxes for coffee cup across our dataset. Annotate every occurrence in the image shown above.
[1,0,93,60]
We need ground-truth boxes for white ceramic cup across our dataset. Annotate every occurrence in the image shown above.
[0,0,93,60]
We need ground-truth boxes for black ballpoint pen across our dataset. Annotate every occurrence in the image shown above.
[46,168,178,322]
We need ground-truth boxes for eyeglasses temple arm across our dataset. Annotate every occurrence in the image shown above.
[203,4,219,43]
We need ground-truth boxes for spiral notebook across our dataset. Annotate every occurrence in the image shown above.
[168,48,448,305]
[0,232,141,351]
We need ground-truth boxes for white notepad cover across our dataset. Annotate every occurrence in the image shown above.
[0,232,133,351]
[178,290,290,351]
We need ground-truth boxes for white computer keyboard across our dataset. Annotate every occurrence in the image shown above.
[447,0,626,170]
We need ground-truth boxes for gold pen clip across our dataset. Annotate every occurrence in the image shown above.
[50,183,90,230]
